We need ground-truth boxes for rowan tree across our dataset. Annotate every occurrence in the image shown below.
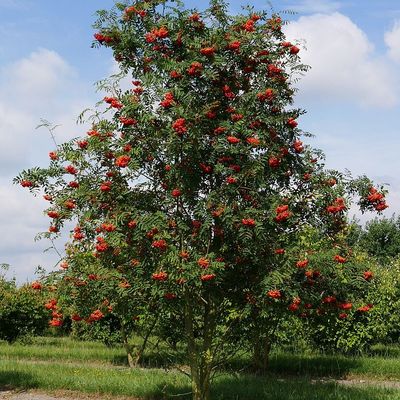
[17,1,388,399]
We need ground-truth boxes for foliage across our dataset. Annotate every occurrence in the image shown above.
[364,258,400,345]
[355,216,400,263]
[71,313,123,346]
[246,229,378,356]
[0,279,49,343]
[305,251,400,354]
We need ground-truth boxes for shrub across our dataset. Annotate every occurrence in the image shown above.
[0,281,49,343]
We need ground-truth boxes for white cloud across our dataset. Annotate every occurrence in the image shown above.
[0,184,67,283]
[284,0,342,14]
[0,48,95,283]
[385,20,400,63]
[284,13,398,108]
[0,104,35,169]
[0,48,93,173]
[0,186,49,253]
[0,49,76,113]
[4,252,62,285]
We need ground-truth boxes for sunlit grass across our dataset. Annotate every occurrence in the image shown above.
[0,337,126,365]
[0,336,185,368]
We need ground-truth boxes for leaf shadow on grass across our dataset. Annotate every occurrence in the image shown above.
[0,370,38,391]
[368,345,400,358]
[111,349,186,369]
[223,353,365,380]
[205,374,397,400]
[156,374,398,400]
[267,353,363,378]
[111,347,366,379]
[110,354,129,366]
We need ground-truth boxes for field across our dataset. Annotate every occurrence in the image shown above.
[2,338,400,399]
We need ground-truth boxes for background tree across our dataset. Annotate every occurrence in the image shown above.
[0,266,49,343]
[357,216,400,263]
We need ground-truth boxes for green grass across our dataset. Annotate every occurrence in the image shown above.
[369,344,400,358]
[4,338,400,380]
[1,359,400,400]
[0,336,184,368]
[0,337,126,365]
[2,337,400,399]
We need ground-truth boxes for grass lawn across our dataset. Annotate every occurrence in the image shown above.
[1,337,400,399]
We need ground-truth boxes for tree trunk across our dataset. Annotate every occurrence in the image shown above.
[262,337,271,371]
[189,353,212,400]
[121,322,137,368]
[191,367,212,400]
[252,336,271,374]
[120,322,137,368]
[184,292,214,400]
[133,326,153,367]
[120,316,158,368]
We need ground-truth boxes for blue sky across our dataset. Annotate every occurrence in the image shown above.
[1,0,400,282]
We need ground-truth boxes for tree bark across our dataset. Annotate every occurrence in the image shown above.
[185,292,214,400]
[190,357,212,400]
[134,322,154,366]
[120,322,136,368]
[252,336,271,374]
[120,315,158,368]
